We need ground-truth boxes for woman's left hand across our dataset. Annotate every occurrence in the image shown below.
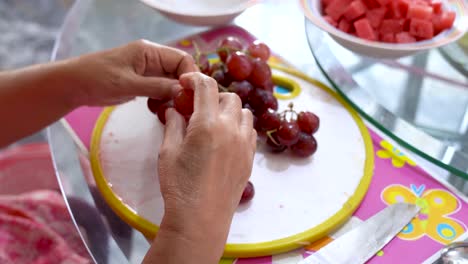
[63,39,198,106]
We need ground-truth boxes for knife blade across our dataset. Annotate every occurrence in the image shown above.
[299,202,420,264]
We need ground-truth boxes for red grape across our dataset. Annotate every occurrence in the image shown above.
[257,109,281,132]
[290,133,317,157]
[156,100,173,125]
[277,120,300,146]
[297,111,320,134]
[217,36,243,62]
[248,58,272,88]
[266,132,287,153]
[248,89,278,113]
[174,89,194,116]
[211,69,232,87]
[260,78,275,92]
[229,81,253,104]
[247,40,271,61]
[147,98,164,114]
[240,181,255,204]
[226,51,253,81]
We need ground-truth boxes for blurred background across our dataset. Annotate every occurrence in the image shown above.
[0,0,73,146]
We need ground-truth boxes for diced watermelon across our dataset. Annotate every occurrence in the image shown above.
[403,19,411,31]
[325,0,354,21]
[339,19,352,32]
[343,0,367,21]
[367,7,387,28]
[375,0,390,6]
[431,0,443,14]
[323,15,338,27]
[354,18,377,40]
[432,10,456,34]
[381,33,395,42]
[407,4,433,20]
[380,19,404,34]
[395,32,417,43]
[414,0,430,6]
[362,0,380,9]
[389,0,410,18]
[409,18,434,39]
[322,0,335,8]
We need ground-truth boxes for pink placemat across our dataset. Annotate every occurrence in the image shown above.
[64,26,467,264]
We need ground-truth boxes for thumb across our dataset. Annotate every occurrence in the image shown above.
[130,76,179,100]
[161,108,186,150]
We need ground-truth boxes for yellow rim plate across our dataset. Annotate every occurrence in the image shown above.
[90,64,374,258]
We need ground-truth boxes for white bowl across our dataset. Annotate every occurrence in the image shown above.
[300,0,468,59]
[139,0,257,26]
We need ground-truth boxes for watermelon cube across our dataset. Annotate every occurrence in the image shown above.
[409,18,434,39]
[322,0,335,8]
[367,7,387,28]
[325,0,354,21]
[407,4,433,20]
[343,0,367,21]
[323,15,338,27]
[375,0,390,6]
[354,18,377,40]
[432,11,456,34]
[395,32,417,43]
[431,1,443,14]
[381,33,395,42]
[362,0,380,9]
[380,19,404,34]
[339,19,352,32]
[389,0,410,18]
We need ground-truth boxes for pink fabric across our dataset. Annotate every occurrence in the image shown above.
[0,190,92,264]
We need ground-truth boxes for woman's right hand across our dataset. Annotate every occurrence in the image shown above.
[146,72,257,264]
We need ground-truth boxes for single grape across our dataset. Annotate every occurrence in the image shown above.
[240,181,255,204]
[156,100,174,125]
[266,132,288,153]
[147,98,164,114]
[277,120,300,146]
[247,40,271,61]
[248,58,272,88]
[290,133,318,157]
[259,78,275,92]
[248,89,278,113]
[217,36,244,62]
[174,89,195,116]
[257,109,281,132]
[226,51,253,81]
[297,111,320,134]
[229,81,253,104]
[211,69,231,88]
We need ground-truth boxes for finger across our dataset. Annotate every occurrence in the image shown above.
[239,109,256,150]
[138,40,199,77]
[161,108,186,149]
[128,76,180,100]
[179,73,218,119]
[219,93,242,123]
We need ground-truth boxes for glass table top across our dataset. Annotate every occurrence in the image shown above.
[48,0,468,262]
[305,19,468,184]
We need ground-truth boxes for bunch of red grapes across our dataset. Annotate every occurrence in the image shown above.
[147,36,320,204]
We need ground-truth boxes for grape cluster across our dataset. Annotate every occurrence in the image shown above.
[147,36,321,204]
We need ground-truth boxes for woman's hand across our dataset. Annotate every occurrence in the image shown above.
[143,72,257,264]
[64,39,198,106]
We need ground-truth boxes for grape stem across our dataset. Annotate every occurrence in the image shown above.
[280,102,297,122]
[266,129,280,146]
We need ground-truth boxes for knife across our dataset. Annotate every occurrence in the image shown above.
[298,203,420,264]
